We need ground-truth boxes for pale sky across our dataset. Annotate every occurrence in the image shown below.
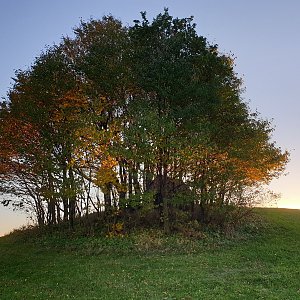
[1,0,300,236]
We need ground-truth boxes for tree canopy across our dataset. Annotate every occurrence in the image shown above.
[0,10,289,233]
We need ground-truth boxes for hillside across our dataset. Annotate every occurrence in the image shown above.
[0,208,299,299]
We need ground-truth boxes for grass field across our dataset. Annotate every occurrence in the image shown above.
[0,208,299,299]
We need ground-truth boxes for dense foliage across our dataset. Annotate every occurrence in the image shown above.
[0,10,288,233]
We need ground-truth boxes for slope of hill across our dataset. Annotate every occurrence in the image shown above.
[0,208,299,299]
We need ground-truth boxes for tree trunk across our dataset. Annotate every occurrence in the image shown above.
[68,167,76,230]
[47,170,56,225]
[128,170,133,197]
[34,196,45,227]
[162,163,170,234]
[104,183,112,212]
[157,148,170,234]
[118,164,126,207]
[143,163,153,192]
[62,166,69,221]
[132,163,141,194]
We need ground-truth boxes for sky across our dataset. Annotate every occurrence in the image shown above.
[0,0,300,236]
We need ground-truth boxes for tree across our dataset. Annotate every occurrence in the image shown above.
[0,10,289,233]
[126,9,288,230]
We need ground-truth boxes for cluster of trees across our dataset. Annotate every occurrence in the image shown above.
[0,10,288,233]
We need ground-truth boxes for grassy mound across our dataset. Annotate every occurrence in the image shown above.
[0,208,299,299]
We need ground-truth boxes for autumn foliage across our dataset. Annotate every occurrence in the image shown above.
[0,10,288,233]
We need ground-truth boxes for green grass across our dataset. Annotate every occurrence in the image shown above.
[0,208,299,299]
